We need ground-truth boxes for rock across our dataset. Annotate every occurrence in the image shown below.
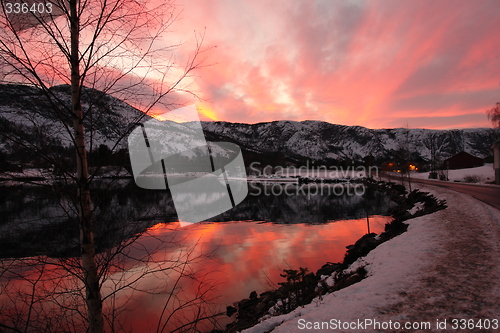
[238,297,259,311]
[316,262,341,277]
[259,291,274,304]
[226,305,237,317]
[255,302,267,315]
[333,268,367,291]
[238,298,250,309]
[354,233,380,254]
[343,233,382,265]
[249,290,257,300]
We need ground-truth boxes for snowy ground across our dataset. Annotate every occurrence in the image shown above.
[242,183,500,332]
[0,167,130,181]
[411,164,495,184]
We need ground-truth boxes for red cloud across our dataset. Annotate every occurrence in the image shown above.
[155,0,500,129]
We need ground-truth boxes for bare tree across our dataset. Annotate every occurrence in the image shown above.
[395,123,412,191]
[0,226,223,333]
[423,132,440,178]
[487,102,500,129]
[0,0,210,332]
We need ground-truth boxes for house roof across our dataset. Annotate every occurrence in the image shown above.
[443,151,482,162]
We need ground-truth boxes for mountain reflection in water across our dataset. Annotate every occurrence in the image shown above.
[116,216,391,332]
[0,180,395,332]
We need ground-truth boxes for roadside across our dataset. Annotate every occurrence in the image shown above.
[411,178,500,211]
[242,183,500,332]
[374,182,500,331]
[411,164,495,184]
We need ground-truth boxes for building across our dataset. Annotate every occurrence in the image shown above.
[381,161,397,172]
[381,161,419,172]
[493,140,500,185]
[441,151,483,170]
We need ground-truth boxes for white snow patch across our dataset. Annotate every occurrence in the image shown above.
[411,164,495,184]
[408,202,424,215]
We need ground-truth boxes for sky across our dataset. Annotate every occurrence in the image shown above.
[164,0,500,129]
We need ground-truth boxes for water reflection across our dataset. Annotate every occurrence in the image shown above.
[159,216,390,296]
[0,181,394,258]
[112,216,390,331]
[209,182,394,223]
[0,180,395,332]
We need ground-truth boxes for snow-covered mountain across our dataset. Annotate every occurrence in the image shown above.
[202,121,497,163]
[0,84,150,152]
[0,84,496,164]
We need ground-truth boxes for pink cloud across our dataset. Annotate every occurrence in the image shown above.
[167,0,500,129]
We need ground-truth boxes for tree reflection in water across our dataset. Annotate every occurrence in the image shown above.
[0,180,394,332]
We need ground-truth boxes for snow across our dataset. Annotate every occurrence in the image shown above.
[411,164,495,184]
[201,121,494,162]
[407,202,424,215]
[241,183,500,333]
[1,168,46,178]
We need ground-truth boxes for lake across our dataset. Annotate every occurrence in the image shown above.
[0,180,394,332]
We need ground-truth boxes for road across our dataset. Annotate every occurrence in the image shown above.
[380,172,500,211]
[411,178,500,211]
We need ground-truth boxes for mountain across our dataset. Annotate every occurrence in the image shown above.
[0,84,150,152]
[201,121,497,163]
[0,84,497,166]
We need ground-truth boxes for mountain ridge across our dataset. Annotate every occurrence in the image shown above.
[200,120,497,163]
[0,84,497,165]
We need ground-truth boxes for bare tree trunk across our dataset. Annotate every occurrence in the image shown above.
[70,0,104,331]
[1,1,209,331]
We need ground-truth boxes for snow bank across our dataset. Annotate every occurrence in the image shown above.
[242,213,438,332]
[411,164,495,184]
[242,183,500,333]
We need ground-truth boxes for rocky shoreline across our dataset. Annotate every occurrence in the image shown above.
[214,179,447,333]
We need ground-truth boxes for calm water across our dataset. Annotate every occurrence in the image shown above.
[0,180,394,332]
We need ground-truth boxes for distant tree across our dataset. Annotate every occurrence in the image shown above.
[487,102,500,129]
[423,133,440,178]
[396,122,412,190]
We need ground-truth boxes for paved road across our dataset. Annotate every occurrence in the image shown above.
[410,178,500,211]
[380,172,500,210]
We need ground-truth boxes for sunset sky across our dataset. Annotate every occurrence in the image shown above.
[167,0,500,129]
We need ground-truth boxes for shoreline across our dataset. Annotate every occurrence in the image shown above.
[240,181,500,333]
[221,179,447,333]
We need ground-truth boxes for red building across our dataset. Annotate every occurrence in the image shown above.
[441,151,483,170]
[493,140,500,185]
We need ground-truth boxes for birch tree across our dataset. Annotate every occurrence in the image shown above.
[0,0,207,332]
